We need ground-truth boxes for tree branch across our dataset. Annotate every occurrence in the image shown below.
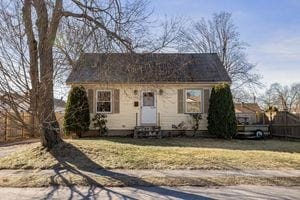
[62,11,133,51]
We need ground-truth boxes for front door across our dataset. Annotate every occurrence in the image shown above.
[141,91,157,125]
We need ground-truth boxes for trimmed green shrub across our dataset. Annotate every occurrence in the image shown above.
[64,86,90,137]
[207,83,237,139]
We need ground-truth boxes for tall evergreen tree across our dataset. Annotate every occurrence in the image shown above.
[208,83,237,139]
[64,86,90,137]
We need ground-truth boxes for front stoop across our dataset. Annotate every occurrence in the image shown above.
[134,126,161,139]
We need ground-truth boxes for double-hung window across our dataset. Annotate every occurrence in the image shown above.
[185,89,202,113]
[96,90,112,113]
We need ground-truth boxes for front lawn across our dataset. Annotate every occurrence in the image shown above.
[0,138,299,170]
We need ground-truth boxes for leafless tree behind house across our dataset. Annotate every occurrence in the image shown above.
[260,83,300,112]
[178,11,262,95]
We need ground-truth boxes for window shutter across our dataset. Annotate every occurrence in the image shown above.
[177,89,184,113]
[204,89,210,113]
[113,89,120,113]
[88,89,94,114]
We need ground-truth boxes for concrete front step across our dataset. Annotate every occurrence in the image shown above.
[134,126,162,138]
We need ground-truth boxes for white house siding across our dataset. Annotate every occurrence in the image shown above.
[74,83,215,131]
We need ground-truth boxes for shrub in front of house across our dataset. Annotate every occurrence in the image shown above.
[207,83,237,139]
[64,86,90,137]
[92,113,108,135]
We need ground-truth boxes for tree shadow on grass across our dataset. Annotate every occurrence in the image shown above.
[95,137,300,153]
[46,141,213,200]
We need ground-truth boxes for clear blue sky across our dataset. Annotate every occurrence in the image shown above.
[151,0,300,87]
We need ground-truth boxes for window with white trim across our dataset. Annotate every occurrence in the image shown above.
[96,90,112,113]
[185,89,202,113]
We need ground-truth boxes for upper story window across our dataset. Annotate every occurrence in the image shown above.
[96,90,112,113]
[185,89,202,113]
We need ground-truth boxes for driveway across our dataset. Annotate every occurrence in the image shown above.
[0,185,299,200]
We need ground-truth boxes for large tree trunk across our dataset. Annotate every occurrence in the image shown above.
[22,0,62,149]
[39,47,61,148]
[39,99,61,148]
[35,0,62,148]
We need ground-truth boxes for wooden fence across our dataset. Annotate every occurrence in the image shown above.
[270,124,300,139]
[270,111,300,139]
[294,113,300,120]
[0,112,33,142]
[0,112,64,142]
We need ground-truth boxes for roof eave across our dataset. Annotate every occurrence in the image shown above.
[66,80,231,85]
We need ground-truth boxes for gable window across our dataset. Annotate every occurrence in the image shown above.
[185,89,202,113]
[96,90,112,113]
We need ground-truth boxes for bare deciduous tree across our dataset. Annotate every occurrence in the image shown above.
[261,83,300,112]
[0,0,183,149]
[178,11,261,91]
[0,0,154,149]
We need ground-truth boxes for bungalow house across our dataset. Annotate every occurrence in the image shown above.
[66,53,231,137]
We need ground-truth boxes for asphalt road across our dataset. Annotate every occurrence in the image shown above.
[0,185,299,200]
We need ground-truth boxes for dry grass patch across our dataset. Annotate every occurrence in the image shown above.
[0,138,299,170]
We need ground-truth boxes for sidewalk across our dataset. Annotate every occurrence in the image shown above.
[0,185,299,200]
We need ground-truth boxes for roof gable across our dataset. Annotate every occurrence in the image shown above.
[66,53,231,84]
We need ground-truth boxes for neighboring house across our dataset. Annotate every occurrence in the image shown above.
[66,53,231,136]
[235,102,264,125]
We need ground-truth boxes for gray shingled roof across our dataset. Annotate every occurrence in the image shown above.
[66,53,231,84]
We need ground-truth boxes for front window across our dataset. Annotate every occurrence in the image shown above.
[96,90,112,113]
[185,89,201,113]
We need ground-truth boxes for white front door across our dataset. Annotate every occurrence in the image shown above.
[141,91,157,125]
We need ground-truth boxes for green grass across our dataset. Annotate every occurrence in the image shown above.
[0,138,299,170]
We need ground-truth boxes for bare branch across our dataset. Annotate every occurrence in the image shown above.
[178,12,262,91]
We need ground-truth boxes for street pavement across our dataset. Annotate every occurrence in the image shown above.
[0,185,299,200]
